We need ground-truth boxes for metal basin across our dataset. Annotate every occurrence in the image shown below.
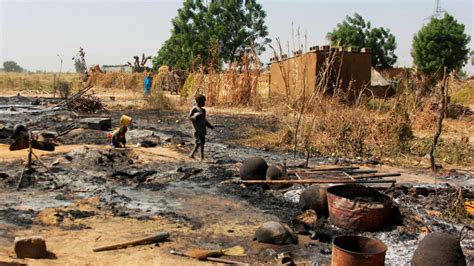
[332,235,387,266]
[326,184,392,231]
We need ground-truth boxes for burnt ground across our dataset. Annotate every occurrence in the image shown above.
[0,95,473,265]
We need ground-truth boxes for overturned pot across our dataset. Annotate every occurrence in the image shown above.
[326,184,392,232]
[332,235,386,266]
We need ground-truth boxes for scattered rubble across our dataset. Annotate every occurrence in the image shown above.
[67,94,105,113]
[0,95,472,265]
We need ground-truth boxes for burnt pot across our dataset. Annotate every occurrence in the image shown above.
[326,184,392,231]
[332,235,386,266]
[411,232,466,266]
[240,156,268,180]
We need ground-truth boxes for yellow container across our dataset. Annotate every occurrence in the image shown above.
[120,115,133,127]
[465,201,474,216]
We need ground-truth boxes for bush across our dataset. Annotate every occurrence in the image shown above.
[144,92,174,110]
[410,137,473,165]
[57,81,71,98]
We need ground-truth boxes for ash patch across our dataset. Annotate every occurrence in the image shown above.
[157,211,203,230]
[111,169,157,183]
[219,184,298,224]
[61,224,92,231]
[66,146,136,170]
[60,129,109,145]
[54,210,96,222]
[0,208,37,228]
[135,182,167,191]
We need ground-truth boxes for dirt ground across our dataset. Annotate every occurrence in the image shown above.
[0,92,472,265]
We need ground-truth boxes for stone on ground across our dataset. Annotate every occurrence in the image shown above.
[14,236,48,259]
[254,221,298,245]
[79,117,111,131]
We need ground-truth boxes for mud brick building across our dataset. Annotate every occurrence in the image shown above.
[268,45,372,101]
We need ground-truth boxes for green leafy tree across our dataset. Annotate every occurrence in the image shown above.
[470,50,474,65]
[327,13,397,68]
[3,61,24,72]
[412,13,470,74]
[153,0,270,70]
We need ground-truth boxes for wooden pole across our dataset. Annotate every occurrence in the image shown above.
[349,172,400,179]
[294,172,399,180]
[27,131,32,170]
[17,131,33,191]
[240,179,396,185]
[287,166,359,174]
[93,232,169,252]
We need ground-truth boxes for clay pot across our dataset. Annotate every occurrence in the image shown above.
[299,185,328,217]
[266,164,288,189]
[240,156,268,180]
[411,232,466,266]
[254,221,298,245]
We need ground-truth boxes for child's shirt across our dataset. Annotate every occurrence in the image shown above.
[188,106,212,137]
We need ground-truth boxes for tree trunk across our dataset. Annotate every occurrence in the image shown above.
[429,67,448,172]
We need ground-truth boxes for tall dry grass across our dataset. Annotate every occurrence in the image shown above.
[87,72,147,92]
[0,72,79,94]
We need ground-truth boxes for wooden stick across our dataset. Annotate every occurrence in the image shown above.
[93,232,169,252]
[206,257,249,265]
[350,173,400,179]
[54,84,93,108]
[287,166,359,174]
[16,164,28,191]
[170,250,249,266]
[32,152,58,178]
[293,169,378,176]
[345,169,379,174]
[27,131,32,169]
[240,179,396,185]
[295,172,400,180]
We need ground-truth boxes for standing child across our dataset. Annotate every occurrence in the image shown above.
[188,94,214,160]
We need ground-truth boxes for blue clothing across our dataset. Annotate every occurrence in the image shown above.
[144,76,152,95]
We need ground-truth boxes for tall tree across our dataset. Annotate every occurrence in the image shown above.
[153,0,270,70]
[72,47,87,74]
[412,13,470,75]
[3,61,24,72]
[327,13,397,68]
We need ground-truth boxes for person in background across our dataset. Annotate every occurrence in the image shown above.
[144,73,153,96]
[188,94,214,160]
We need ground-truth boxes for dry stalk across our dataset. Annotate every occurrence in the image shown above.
[429,67,448,172]
[444,187,468,223]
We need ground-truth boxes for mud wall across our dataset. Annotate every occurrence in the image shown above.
[269,52,317,98]
[269,50,371,100]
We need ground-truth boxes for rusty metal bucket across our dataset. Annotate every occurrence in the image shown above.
[326,184,392,231]
[332,235,387,266]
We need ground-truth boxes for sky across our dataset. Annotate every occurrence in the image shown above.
[1,0,473,73]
